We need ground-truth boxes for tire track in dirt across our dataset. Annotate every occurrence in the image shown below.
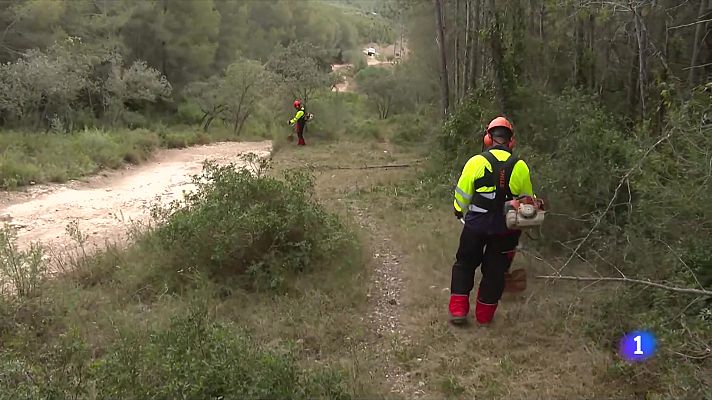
[0,141,272,255]
[353,205,427,399]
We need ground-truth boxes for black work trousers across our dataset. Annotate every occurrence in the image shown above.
[450,226,521,304]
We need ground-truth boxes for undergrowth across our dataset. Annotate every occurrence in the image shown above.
[150,156,352,291]
[0,158,367,398]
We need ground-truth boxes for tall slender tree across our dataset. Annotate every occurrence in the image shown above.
[434,0,450,116]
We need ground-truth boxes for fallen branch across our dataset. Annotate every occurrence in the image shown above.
[668,18,712,31]
[671,350,711,360]
[682,62,712,71]
[536,275,712,296]
[332,163,417,170]
[310,160,425,171]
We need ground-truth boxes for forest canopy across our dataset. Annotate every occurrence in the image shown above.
[0,0,393,132]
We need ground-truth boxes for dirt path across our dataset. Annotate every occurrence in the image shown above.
[331,57,394,93]
[0,141,271,254]
[355,206,426,398]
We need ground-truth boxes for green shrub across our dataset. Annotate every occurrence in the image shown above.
[72,130,125,169]
[151,158,350,290]
[304,92,370,139]
[0,152,43,187]
[160,130,209,148]
[0,330,91,400]
[117,129,161,163]
[95,313,351,400]
[351,119,383,140]
[390,113,430,145]
[0,226,46,298]
[0,313,350,400]
[175,101,205,125]
[120,110,150,129]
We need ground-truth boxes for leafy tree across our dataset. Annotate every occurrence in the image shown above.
[213,0,251,71]
[184,58,277,135]
[103,55,172,127]
[267,41,332,102]
[158,0,220,84]
[0,0,394,131]
[220,59,277,135]
[183,76,226,132]
[355,66,397,119]
[0,37,94,130]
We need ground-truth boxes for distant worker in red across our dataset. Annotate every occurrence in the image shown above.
[449,116,540,325]
[289,100,307,146]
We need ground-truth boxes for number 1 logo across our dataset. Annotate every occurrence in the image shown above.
[633,335,643,355]
[620,331,656,361]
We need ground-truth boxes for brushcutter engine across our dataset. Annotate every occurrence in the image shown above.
[504,196,546,230]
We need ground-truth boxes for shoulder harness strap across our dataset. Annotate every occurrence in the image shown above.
[471,150,519,212]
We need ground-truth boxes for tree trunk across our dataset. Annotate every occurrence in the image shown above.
[204,116,215,132]
[161,0,168,78]
[434,0,450,116]
[688,0,708,86]
[574,3,584,86]
[706,0,712,83]
[469,0,481,91]
[200,112,209,131]
[588,11,596,90]
[236,111,251,136]
[627,46,639,114]
[630,3,648,117]
[480,0,487,80]
[488,0,506,112]
[463,0,471,95]
[455,0,461,102]
[539,0,546,41]
[529,0,536,36]
[656,15,671,135]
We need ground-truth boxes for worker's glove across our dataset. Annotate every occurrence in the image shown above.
[287,120,292,125]
[534,198,545,211]
[454,210,464,220]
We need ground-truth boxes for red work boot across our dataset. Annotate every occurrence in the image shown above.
[448,294,469,324]
[297,137,306,146]
[475,289,498,324]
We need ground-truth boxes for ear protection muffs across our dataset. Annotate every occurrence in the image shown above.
[483,116,516,149]
[482,130,516,149]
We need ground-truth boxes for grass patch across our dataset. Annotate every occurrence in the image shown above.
[289,138,644,399]
[0,126,252,188]
[354,176,631,399]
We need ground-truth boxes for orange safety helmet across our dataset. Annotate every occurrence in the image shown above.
[483,116,516,149]
[293,100,302,109]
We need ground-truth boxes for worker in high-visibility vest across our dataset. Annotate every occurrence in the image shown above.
[288,100,307,146]
[449,116,537,325]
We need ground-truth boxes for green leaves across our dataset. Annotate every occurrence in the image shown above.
[355,66,397,119]
[267,41,333,102]
[0,312,351,399]
[184,58,277,134]
[151,160,348,291]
